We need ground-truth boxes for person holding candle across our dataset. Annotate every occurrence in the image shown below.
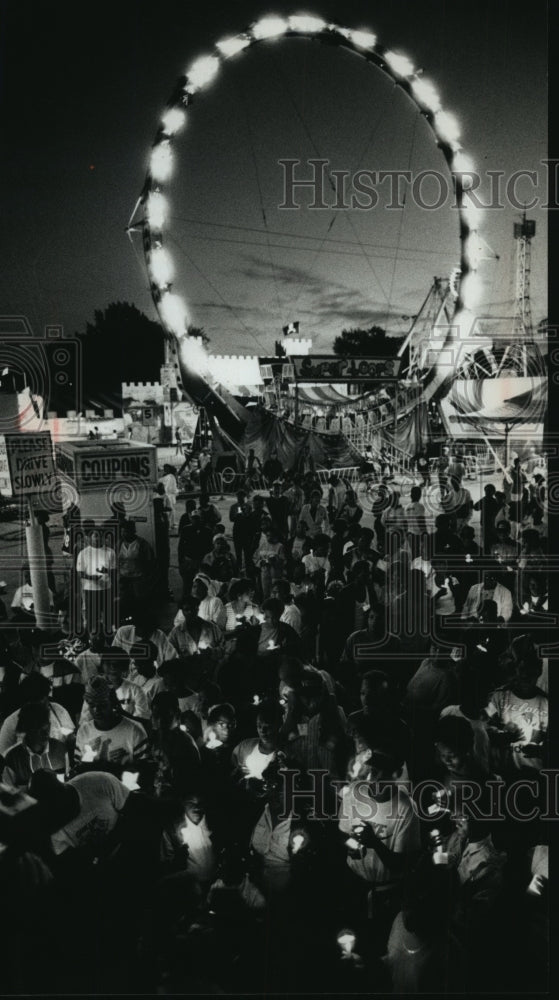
[78,651,150,726]
[0,672,74,757]
[255,598,300,657]
[249,758,313,905]
[172,789,217,889]
[1,700,68,789]
[485,658,548,775]
[200,703,237,834]
[75,675,149,768]
[232,701,283,785]
[338,740,421,945]
[127,642,165,706]
[224,578,261,632]
[201,535,238,585]
[113,607,178,667]
[168,596,223,658]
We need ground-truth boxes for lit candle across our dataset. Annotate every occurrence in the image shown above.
[82,744,96,762]
[291,833,305,854]
[121,771,140,791]
[206,729,223,749]
[337,930,356,955]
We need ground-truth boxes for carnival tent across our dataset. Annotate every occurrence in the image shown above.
[210,406,363,471]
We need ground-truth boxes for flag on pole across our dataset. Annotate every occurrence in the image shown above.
[282,321,299,336]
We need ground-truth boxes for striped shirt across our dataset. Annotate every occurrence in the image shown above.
[75,716,148,765]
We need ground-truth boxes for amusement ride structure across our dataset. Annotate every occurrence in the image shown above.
[128,13,545,474]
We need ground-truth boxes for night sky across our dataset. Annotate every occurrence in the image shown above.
[0,0,548,359]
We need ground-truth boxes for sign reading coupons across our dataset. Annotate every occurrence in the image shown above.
[4,431,56,496]
[292,355,401,382]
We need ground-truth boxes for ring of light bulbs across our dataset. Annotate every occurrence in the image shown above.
[138,13,483,370]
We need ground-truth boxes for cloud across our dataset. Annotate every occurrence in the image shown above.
[232,253,407,324]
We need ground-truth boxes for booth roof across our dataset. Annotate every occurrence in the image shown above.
[294,385,350,405]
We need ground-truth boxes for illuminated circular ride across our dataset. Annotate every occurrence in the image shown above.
[129,13,485,441]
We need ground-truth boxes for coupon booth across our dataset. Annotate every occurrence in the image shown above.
[54,440,158,549]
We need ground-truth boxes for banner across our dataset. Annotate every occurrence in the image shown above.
[292,355,401,382]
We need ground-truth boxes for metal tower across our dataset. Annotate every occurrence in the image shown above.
[513,211,536,340]
[495,212,536,376]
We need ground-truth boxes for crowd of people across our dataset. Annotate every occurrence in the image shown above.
[0,443,550,994]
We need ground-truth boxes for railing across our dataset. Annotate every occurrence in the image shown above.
[315,467,362,485]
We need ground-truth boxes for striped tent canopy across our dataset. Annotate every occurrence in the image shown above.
[294,385,350,406]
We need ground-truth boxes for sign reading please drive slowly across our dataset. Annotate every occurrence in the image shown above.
[4,431,56,495]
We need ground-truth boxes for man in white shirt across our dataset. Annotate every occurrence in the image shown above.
[272,579,302,635]
[75,676,148,766]
[29,768,130,858]
[78,652,150,724]
[485,659,547,773]
[76,523,116,634]
[113,616,177,667]
[0,673,74,756]
[338,744,421,892]
[461,571,513,623]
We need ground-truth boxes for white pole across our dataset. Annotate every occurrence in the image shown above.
[482,433,512,484]
[25,502,52,630]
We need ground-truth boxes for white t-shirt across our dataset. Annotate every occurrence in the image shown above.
[76,546,116,590]
[51,771,129,855]
[486,687,548,769]
[302,553,330,577]
[76,716,148,765]
[280,603,302,635]
[127,669,165,704]
[11,583,54,611]
[112,625,178,666]
[232,738,276,779]
[251,805,293,893]
[406,501,428,535]
[79,679,150,723]
[0,702,74,756]
[338,783,420,885]
[174,598,226,632]
[160,473,178,499]
[180,816,216,883]
[74,649,103,684]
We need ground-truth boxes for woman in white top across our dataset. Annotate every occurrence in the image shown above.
[232,702,282,783]
[224,578,262,632]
